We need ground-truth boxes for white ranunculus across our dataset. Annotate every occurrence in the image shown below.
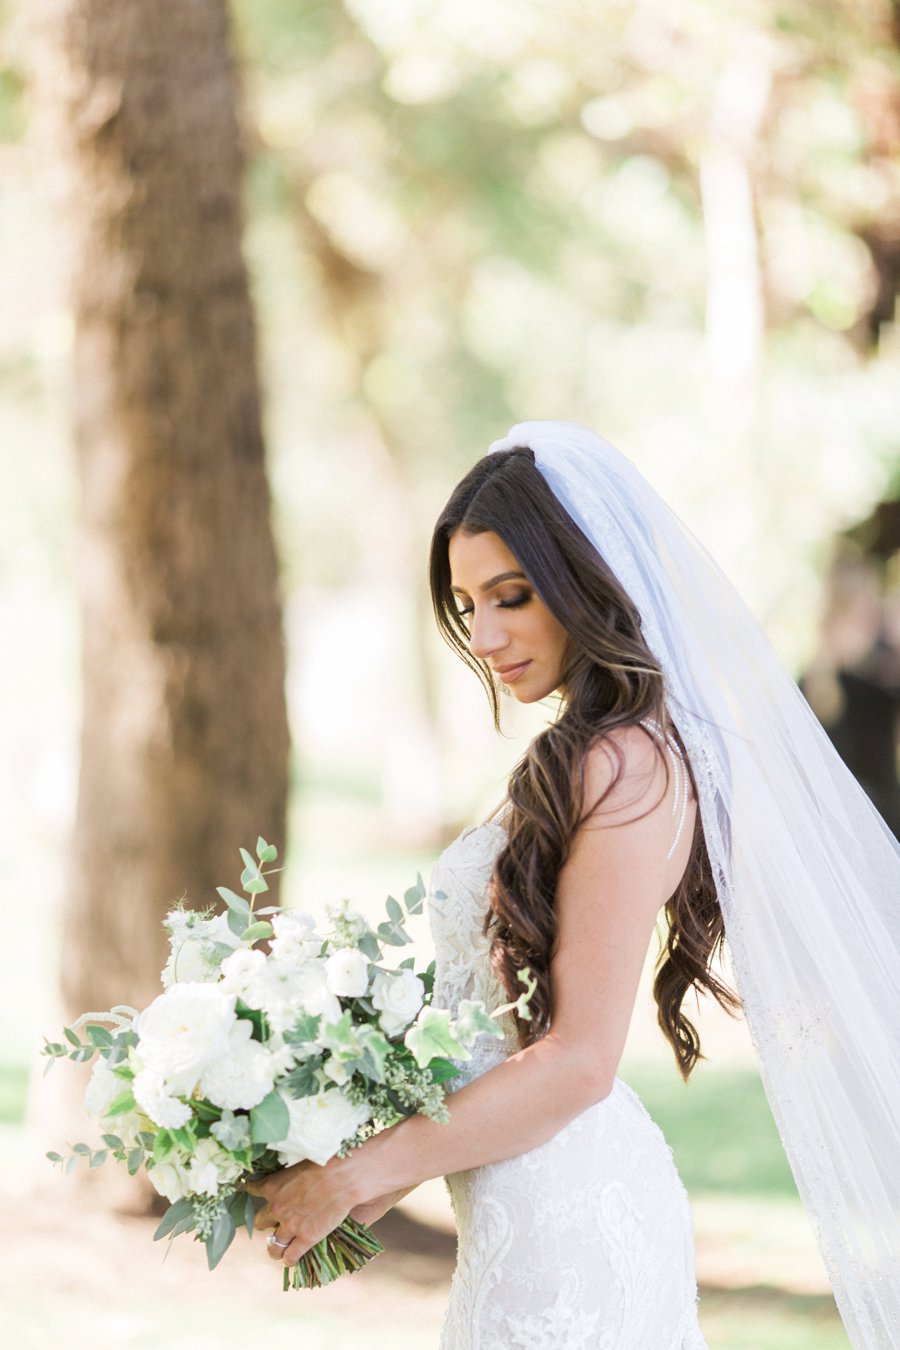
[136,983,237,1095]
[198,1018,277,1111]
[271,1087,371,1167]
[260,958,342,1035]
[269,911,321,965]
[371,968,425,1037]
[148,1157,191,1203]
[187,1136,242,1198]
[132,1068,192,1129]
[324,948,370,998]
[219,947,268,1007]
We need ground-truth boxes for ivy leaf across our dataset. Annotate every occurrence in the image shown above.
[427,1057,461,1084]
[283,1059,322,1099]
[404,1008,469,1069]
[454,999,503,1047]
[282,1012,321,1045]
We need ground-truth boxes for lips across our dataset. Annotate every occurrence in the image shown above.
[493,660,531,683]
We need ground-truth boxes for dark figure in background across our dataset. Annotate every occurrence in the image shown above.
[800,550,900,839]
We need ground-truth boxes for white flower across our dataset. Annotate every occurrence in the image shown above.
[271,1087,371,1167]
[323,1057,351,1086]
[161,937,218,988]
[220,948,268,1008]
[136,983,237,1095]
[133,1068,192,1129]
[260,958,341,1035]
[84,1058,125,1119]
[187,1137,242,1197]
[148,1157,191,1203]
[325,898,370,944]
[270,911,321,965]
[371,968,425,1037]
[324,948,370,998]
[198,1018,277,1111]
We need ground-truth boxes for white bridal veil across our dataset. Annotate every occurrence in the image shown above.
[488,420,900,1350]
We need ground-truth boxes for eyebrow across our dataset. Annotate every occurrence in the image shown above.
[450,570,527,595]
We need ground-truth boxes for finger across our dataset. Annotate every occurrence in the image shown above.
[254,1204,278,1233]
[280,1235,309,1267]
[267,1232,292,1261]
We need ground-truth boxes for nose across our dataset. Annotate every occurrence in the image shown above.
[466,605,510,661]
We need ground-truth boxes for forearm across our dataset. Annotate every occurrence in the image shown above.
[353,1036,609,1203]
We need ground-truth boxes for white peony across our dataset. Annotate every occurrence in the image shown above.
[132,1067,192,1129]
[198,1018,278,1111]
[269,910,321,965]
[271,1086,371,1167]
[186,1136,242,1198]
[148,1157,191,1203]
[324,948,370,998]
[161,911,246,988]
[371,968,425,1037]
[136,983,237,1095]
[220,947,268,1008]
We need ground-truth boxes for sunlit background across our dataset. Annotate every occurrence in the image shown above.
[2,0,899,1346]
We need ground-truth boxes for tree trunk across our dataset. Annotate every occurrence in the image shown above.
[30,0,290,1020]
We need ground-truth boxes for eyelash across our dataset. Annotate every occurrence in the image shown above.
[456,594,531,621]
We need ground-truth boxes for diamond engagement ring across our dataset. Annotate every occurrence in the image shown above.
[267,1234,291,1249]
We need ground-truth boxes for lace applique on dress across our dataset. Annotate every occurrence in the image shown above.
[428,816,707,1350]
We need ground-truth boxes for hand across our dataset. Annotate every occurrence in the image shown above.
[247,1152,366,1267]
[348,1184,417,1227]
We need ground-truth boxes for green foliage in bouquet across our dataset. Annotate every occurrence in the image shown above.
[43,837,535,1291]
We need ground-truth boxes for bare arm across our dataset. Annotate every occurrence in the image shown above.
[256,726,693,1259]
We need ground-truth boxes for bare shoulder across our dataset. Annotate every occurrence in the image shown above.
[581,722,667,820]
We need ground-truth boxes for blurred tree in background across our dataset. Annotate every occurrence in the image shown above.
[26,0,289,1018]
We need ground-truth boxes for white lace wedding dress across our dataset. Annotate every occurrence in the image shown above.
[427,783,708,1348]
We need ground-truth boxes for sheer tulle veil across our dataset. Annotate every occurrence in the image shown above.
[487,421,900,1349]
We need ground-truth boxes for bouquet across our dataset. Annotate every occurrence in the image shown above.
[43,838,534,1289]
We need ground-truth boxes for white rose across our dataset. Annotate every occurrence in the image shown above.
[148,1158,191,1203]
[220,948,268,1007]
[198,1019,277,1111]
[133,1068,192,1129]
[371,969,425,1038]
[271,1087,371,1167]
[187,1137,241,1198]
[324,948,370,998]
[136,983,237,1095]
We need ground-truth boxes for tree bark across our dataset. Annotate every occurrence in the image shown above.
[30,0,290,1018]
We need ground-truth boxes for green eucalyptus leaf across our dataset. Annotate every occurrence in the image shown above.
[45,1150,63,1163]
[85,1025,114,1047]
[227,908,247,938]
[241,921,274,943]
[250,1089,289,1144]
[256,837,278,864]
[72,1142,91,1155]
[64,1155,78,1175]
[357,931,382,961]
[64,1027,81,1048]
[217,886,250,915]
[206,1209,236,1270]
[90,1150,108,1168]
[386,895,403,924]
[101,1133,123,1149]
[127,1148,144,1175]
[404,874,426,914]
[153,1197,194,1241]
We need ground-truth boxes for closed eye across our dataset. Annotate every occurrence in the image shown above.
[455,593,531,623]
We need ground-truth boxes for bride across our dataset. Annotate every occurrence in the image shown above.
[254,423,900,1349]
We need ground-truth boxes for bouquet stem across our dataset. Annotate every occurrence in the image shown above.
[282,1217,384,1291]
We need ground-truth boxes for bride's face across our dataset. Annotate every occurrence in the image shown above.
[448,529,570,703]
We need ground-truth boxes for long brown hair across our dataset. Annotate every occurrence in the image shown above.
[429,446,741,1080]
